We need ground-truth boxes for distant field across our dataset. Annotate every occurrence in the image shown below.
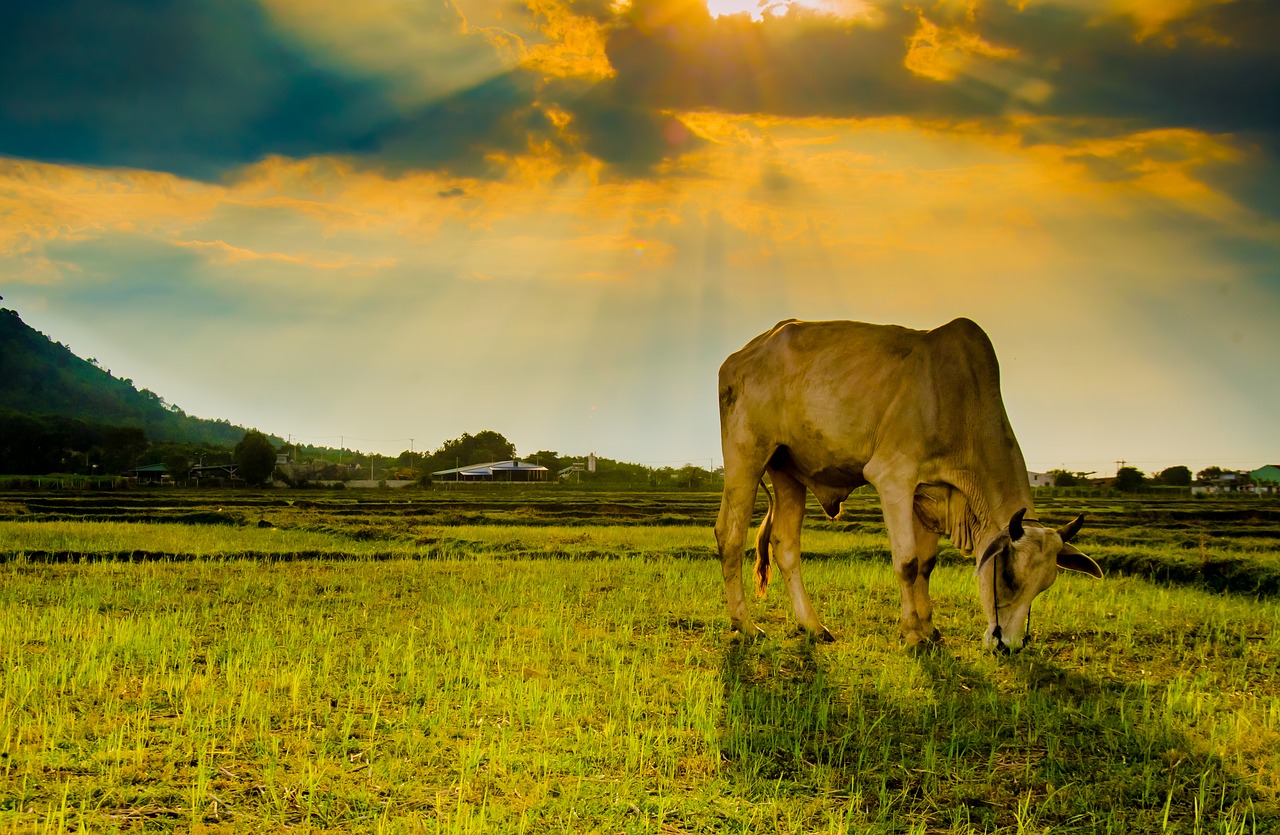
[0,489,1277,832]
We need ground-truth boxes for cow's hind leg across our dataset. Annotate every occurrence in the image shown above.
[715,465,765,639]
[768,468,834,642]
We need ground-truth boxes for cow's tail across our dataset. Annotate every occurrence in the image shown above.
[754,478,773,597]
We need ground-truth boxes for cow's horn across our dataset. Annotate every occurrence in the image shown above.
[1057,513,1085,543]
[1009,508,1027,542]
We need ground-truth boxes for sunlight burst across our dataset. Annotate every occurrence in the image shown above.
[706,0,851,21]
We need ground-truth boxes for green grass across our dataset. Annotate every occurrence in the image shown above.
[0,494,1278,832]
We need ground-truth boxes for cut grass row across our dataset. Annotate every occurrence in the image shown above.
[5,512,1280,599]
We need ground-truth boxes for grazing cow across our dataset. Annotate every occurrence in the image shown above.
[714,318,1102,652]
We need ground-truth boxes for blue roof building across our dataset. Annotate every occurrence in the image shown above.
[431,460,549,482]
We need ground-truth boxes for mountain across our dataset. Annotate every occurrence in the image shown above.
[0,307,250,448]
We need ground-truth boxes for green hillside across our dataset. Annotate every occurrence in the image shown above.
[0,307,255,472]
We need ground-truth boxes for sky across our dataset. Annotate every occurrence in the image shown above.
[2,0,1277,476]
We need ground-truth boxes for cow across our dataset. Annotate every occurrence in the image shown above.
[714,318,1102,653]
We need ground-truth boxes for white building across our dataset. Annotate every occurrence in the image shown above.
[1028,471,1055,488]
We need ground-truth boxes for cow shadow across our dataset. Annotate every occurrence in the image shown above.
[718,638,1269,831]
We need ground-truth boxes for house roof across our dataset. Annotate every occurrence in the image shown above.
[128,464,168,473]
[1252,465,1280,482]
[432,460,549,477]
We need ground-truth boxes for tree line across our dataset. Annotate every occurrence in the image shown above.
[0,418,720,490]
[1048,465,1263,493]
[387,430,703,488]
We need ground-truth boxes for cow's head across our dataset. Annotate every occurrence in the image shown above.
[975,508,1102,652]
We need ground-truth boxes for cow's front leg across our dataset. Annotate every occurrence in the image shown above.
[907,523,942,647]
[767,468,834,641]
[879,486,941,651]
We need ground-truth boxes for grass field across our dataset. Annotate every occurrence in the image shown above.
[1,489,1277,833]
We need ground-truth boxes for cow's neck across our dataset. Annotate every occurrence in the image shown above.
[918,467,1034,554]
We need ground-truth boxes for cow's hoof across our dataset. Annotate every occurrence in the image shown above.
[903,630,941,655]
[730,625,766,642]
[794,625,836,643]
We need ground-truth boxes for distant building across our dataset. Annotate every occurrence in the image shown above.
[190,463,239,484]
[1251,465,1280,493]
[1191,470,1256,494]
[432,460,549,482]
[1028,471,1054,488]
[127,463,168,484]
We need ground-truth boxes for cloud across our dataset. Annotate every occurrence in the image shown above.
[562,83,706,174]
[0,159,223,268]
[172,238,398,272]
[0,0,397,179]
[592,0,1280,211]
[6,0,1275,199]
[979,0,1280,137]
[602,0,1280,135]
[604,0,952,119]
[258,0,521,106]
[371,71,565,176]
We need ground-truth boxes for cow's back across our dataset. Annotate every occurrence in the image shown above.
[718,318,1013,480]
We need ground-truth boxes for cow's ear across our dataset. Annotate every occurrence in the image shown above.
[1057,543,1103,578]
[976,535,1007,576]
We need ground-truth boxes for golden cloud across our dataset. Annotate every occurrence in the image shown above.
[904,15,1018,82]
[0,160,221,264]
[2,108,1267,304]
[171,239,398,272]
[520,0,616,79]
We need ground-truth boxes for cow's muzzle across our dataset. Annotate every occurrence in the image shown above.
[986,624,1032,654]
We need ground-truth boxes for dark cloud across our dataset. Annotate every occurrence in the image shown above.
[1198,141,1280,219]
[605,0,1280,135]
[599,0,1280,209]
[605,0,968,119]
[373,71,563,176]
[0,0,394,179]
[978,0,1280,138]
[0,0,697,179]
[3,0,1278,197]
[562,81,704,174]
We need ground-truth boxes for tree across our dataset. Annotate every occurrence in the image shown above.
[95,426,149,473]
[164,451,192,483]
[676,464,710,489]
[1114,466,1146,493]
[1196,466,1226,484]
[234,429,277,486]
[396,450,424,469]
[1051,469,1080,487]
[1154,465,1192,486]
[530,450,562,476]
[1049,469,1094,487]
